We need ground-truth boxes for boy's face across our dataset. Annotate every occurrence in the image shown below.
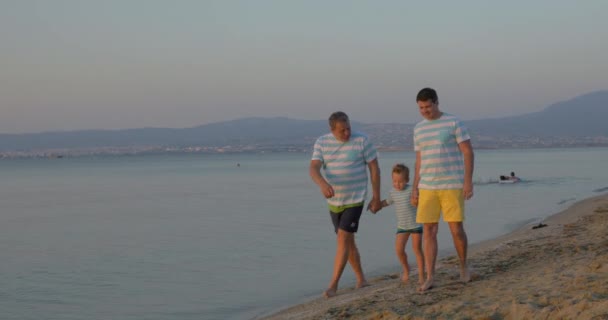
[392,172,408,190]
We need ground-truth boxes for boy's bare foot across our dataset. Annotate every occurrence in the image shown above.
[460,267,472,283]
[355,281,370,289]
[400,272,409,283]
[418,277,425,285]
[323,288,337,298]
[418,278,434,292]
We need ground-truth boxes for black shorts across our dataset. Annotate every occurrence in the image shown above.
[330,205,364,233]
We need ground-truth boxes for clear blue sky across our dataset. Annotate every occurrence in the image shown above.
[1,0,607,133]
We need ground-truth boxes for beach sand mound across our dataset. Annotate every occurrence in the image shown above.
[262,195,608,320]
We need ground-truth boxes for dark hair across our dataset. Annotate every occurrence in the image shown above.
[392,163,409,180]
[416,87,438,104]
[329,111,349,129]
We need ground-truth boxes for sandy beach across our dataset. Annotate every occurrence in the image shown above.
[261,194,608,320]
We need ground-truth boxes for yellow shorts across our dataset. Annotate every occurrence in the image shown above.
[416,189,465,223]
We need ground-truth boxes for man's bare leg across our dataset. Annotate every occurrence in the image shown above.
[347,235,369,288]
[395,233,410,283]
[411,233,425,285]
[448,222,471,283]
[324,229,351,298]
[419,223,438,292]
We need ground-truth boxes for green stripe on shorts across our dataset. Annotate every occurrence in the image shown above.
[329,202,364,214]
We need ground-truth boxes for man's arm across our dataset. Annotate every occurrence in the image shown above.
[411,151,421,206]
[309,159,334,198]
[367,158,381,212]
[459,140,475,200]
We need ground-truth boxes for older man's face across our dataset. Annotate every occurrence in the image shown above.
[331,120,351,142]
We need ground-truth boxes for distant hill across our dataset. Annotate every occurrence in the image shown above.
[0,117,337,151]
[466,91,608,137]
[0,91,606,152]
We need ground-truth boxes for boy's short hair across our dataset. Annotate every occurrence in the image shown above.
[416,87,438,104]
[329,111,349,129]
[392,163,409,179]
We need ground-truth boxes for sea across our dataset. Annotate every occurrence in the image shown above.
[1,147,608,320]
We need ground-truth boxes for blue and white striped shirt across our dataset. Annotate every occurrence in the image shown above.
[386,186,420,231]
[414,113,470,190]
[312,132,378,206]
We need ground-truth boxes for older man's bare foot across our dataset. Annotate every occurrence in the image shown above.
[323,288,337,298]
[460,267,472,283]
[418,278,434,292]
[355,281,370,289]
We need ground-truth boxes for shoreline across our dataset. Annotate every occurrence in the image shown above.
[258,193,608,319]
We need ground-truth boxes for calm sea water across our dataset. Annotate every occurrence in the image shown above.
[1,148,607,320]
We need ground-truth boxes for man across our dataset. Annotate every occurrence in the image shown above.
[309,111,382,298]
[411,88,474,292]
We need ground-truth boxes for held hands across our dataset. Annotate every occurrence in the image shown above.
[410,189,419,207]
[366,197,382,214]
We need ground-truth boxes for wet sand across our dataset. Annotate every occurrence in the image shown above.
[260,194,608,320]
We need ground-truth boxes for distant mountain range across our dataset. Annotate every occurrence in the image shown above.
[466,90,608,137]
[1,90,607,153]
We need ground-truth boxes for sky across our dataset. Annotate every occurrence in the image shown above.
[1,0,607,134]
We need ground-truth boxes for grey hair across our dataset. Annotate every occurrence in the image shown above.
[329,111,349,129]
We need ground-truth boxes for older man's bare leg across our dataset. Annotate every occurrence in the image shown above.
[323,229,352,298]
[346,234,369,288]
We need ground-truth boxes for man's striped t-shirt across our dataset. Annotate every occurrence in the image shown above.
[414,113,470,190]
[312,132,377,207]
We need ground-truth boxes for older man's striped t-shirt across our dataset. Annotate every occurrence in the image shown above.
[414,113,470,190]
[312,132,377,207]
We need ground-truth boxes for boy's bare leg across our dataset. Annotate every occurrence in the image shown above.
[324,229,351,298]
[347,235,369,288]
[419,223,438,292]
[448,222,471,283]
[411,233,425,285]
[395,233,410,282]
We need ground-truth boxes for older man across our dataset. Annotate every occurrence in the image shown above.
[309,111,381,298]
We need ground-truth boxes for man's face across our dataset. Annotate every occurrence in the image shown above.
[417,99,440,120]
[331,120,351,142]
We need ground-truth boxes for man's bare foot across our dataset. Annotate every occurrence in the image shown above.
[418,276,425,285]
[355,281,370,289]
[400,271,409,283]
[460,267,472,283]
[418,278,434,292]
[323,288,337,298]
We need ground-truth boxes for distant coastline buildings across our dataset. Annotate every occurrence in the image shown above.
[2,130,607,159]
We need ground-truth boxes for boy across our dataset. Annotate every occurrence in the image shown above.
[374,164,424,284]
